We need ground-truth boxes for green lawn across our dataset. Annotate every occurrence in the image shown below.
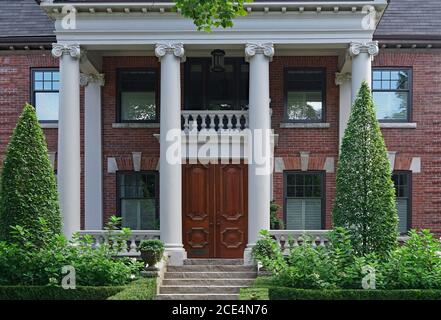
[239,276,275,300]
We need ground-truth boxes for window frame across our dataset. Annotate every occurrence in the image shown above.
[283,171,326,230]
[116,170,160,230]
[283,67,327,123]
[116,68,160,123]
[184,57,249,110]
[30,67,60,123]
[372,67,413,123]
[392,170,412,234]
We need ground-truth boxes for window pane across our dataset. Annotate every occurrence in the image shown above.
[373,71,382,80]
[43,81,52,90]
[35,72,43,81]
[397,199,408,234]
[121,199,158,230]
[287,91,322,121]
[207,63,235,110]
[373,91,408,120]
[286,198,321,230]
[121,91,156,121]
[35,92,59,121]
[35,81,43,90]
[52,72,60,81]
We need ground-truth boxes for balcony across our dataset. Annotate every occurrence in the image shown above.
[181,110,249,132]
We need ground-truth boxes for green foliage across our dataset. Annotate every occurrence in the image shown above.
[252,228,441,290]
[333,82,398,257]
[0,104,61,246]
[174,0,251,32]
[382,230,441,289]
[251,230,285,273]
[107,278,156,300]
[239,277,275,300]
[0,223,143,287]
[268,287,441,300]
[270,201,284,230]
[138,239,164,254]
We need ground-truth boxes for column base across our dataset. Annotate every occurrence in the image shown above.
[243,245,256,266]
[164,245,187,266]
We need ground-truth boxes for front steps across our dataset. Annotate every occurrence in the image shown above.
[156,259,257,300]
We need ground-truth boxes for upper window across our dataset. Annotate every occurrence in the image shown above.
[372,68,411,122]
[117,171,159,230]
[117,69,158,122]
[31,69,59,122]
[185,58,249,110]
[284,68,326,122]
[284,172,325,230]
[392,172,411,234]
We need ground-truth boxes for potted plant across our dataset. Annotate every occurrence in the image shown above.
[138,239,164,271]
[270,201,284,230]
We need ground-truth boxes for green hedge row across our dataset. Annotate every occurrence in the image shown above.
[269,287,441,300]
[107,278,157,300]
[0,285,125,300]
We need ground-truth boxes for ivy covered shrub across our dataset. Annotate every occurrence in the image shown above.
[333,82,398,257]
[0,104,61,247]
[252,228,441,290]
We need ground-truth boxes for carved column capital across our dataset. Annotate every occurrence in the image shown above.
[245,42,274,62]
[155,43,185,62]
[348,41,379,59]
[80,73,105,87]
[335,72,351,86]
[51,43,81,59]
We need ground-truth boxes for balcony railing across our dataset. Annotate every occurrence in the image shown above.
[78,230,160,256]
[181,110,249,132]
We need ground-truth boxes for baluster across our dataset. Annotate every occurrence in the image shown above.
[94,235,101,248]
[319,236,326,247]
[200,114,207,130]
[208,113,215,130]
[227,114,233,130]
[183,113,189,131]
[243,113,249,129]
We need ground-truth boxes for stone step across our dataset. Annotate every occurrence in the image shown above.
[164,271,257,279]
[162,278,255,286]
[156,294,239,300]
[167,265,256,272]
[184,259,244,265]
[160,285,244,294]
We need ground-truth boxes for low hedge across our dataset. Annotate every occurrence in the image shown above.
[107,278,156,300]
[0,285,125,300]
[269,287,441,300]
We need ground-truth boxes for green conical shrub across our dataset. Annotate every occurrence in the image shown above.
[333,82,398,257]
[0,103,61,246]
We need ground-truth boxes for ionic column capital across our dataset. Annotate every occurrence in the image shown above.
[51,43,81,59]
[348,41,379,59]
[155,43,186,62]
[245,42,274,62]
[80,73,105,87]
[335,72,351,86]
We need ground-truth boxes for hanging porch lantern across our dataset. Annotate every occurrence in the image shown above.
[211,49,226,72]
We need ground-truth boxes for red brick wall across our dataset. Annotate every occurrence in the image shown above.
[1,50,440,233]
[374,49,441,233]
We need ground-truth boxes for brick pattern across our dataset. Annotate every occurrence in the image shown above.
[0,51,440,233]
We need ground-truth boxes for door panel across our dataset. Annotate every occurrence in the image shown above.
[216,164,248,258]
[182,163,248,258]
[182,164,212,258]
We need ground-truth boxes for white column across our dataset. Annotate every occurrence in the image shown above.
[81,73,105,230]
[52,43,81,238]
[335,72,352,146]
[349,41,379,102]
[244,43,274,265]
[155,43,186,266]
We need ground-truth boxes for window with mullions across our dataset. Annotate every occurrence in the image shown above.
[284,172,325,230]
[392,172,411,234]
[117,69,158,122]
[284,68,326,122]
[31,69,59,122]
[117,172,159,230]
[372,68,411,122]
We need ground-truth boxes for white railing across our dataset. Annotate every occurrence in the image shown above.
[270,230,409,253]
[270,230,330,252]
[78,230,160,256]
[181,110,249,132]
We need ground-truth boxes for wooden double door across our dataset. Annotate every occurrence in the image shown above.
[182,163,248,258]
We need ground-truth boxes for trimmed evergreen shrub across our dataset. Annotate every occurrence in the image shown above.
[0,103,61,246]
[107,278,157,300]
[268,287,441,300]
[0,285,125,300]
[333,82,398,257]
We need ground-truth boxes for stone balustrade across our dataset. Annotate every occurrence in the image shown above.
[181,110,249,132]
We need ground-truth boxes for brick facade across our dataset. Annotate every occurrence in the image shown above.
[0,50,440,232]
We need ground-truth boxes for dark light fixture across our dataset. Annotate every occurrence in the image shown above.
[211,49,225,72]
